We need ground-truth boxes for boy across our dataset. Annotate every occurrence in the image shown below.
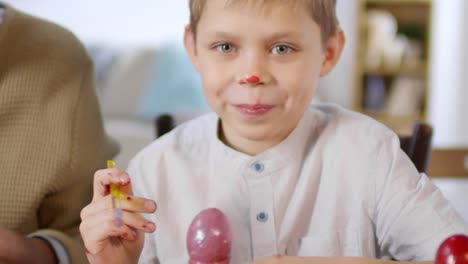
[80,0,468,263]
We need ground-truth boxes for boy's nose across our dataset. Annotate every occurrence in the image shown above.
[238,73,270,86]
[237,56,270,86]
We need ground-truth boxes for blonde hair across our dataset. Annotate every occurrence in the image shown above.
[189,0,339,42]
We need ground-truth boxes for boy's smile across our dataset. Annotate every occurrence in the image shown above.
[185,0,344,155]
[234,103,274,119]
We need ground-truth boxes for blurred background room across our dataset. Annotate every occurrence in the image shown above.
[4,0,467,220]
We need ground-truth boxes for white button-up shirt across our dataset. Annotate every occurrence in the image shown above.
[128,103,468,263]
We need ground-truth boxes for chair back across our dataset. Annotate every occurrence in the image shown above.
[399,122,433,173]
[155,114,175,138]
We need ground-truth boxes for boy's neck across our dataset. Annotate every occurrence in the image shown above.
[217,120,293,156]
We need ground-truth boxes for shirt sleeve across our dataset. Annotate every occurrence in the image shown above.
[27,233,70,264]
[373,132,468,261]
[0,7,5,24]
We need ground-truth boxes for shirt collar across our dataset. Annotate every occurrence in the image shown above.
[210,107,325,172]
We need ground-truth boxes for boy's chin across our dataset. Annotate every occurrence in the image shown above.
[236,126,286,144]
[220,117,289,144]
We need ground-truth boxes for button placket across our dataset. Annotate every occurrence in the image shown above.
[246,169,278,258]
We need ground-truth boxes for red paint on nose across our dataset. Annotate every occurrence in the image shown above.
[246,75,260,84]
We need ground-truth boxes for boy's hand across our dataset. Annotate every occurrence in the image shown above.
[79,169,157,264]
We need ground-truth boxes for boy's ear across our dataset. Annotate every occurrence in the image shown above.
[320,28,345,77]
[184,26,200,72]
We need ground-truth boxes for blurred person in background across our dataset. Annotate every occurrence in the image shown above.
[0,2,118,263]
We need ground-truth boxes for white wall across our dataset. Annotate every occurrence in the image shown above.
[317,0,359,109]
[3,0,189,48]
[428,0,468,148]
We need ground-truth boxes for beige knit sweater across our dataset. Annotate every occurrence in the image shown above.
[0,4,118,263]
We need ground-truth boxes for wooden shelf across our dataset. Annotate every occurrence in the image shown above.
[364,63,427,77]
[354,0,432,133]
[365,1,431,27]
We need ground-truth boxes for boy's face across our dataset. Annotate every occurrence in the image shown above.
[185,0,344,154]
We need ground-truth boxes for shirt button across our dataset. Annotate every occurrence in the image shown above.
[252,162,264,172]
[256,212,268,223]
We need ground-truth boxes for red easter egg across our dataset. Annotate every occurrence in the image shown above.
[187,208,232,264]
[435,234,468,264]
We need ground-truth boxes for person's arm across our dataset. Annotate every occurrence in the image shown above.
[27,233,68,263]
[0,228,57,263]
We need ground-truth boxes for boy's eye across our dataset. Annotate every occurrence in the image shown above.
[216,43,235,53]
[272,45,292,55]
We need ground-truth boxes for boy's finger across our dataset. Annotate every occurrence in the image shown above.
[92,169,132,201]
[81,195,157,219]
[81,207,156,236]
[119,210,157,233]
[119,194,157,213]
[116,177,134,196]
